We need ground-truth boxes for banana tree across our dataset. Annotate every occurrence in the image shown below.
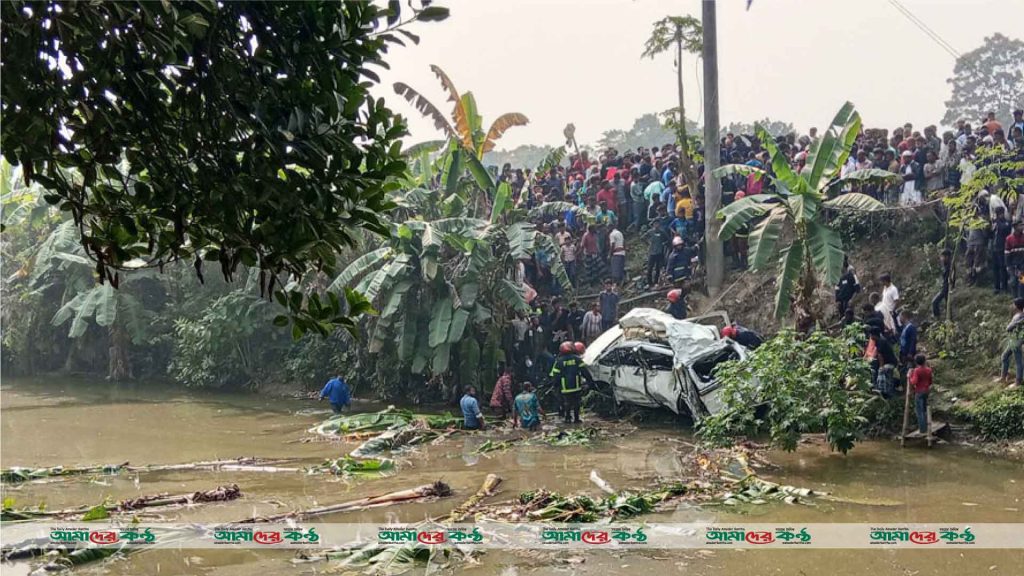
[713,103,896,323]
[29,219,152,380]
[394,65,528,192]
[330,184,568,387]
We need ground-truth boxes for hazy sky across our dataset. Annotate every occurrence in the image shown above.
[374,0,1024,149]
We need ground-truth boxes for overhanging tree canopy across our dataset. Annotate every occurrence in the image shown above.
[0,0,449,336]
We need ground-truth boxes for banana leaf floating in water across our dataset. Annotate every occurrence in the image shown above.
[300,538,478,575]
[310,408,463,437]
[349,422,441,458]
[474,427,601,455]
[306,456,395,477]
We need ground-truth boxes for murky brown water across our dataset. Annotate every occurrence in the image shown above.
[1,377,1021,575]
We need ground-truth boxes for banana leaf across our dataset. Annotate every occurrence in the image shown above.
[1,463,126,484]
[308,456,395,477]
[541,427,598,446]
[349,423,436,459]
[310,407,416,436]
[425,412,461,429]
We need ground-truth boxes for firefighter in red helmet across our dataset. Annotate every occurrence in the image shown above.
[551,340,585,424]
[666,288,687,320]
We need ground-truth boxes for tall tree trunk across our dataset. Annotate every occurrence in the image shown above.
[107,323,132,381]
[797,256,818,333]
[674,27,698,191]
[702,0,724,295]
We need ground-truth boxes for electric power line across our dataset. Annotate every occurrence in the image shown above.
[888,0,960,59]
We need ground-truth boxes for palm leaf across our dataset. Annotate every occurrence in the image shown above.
[535,146,566,175]
[421,252,438,281]
[441,146,464,196]
[432,342,451,373]
[822,191,886,211]
[491,181,512,223]
[535,231,572,292]
[391,187,431,211]
[711,163,771,183]
[94,283,117,327]
[393,82,457,140]
[355,268,387,297]
[716,195,772,240]
[398,308,419,362]
[428,297,454,348]
[498,279,531,313]
[365,258,408,301]
[447,308,470,343]
[787,191,820,224]
[806,101,859,191]
[505,222,536,259]
[459,92,483,152]
[402,140,445,158]
[30,220,80,282]
[774,243,804,320]
[481,113,529,154]
[381,280,413,319]
[429,64,469,144]
[527,201,593,223]
[465,154,494,192]
[53,284,109,338]
[825,171,900,196]
[329,247,391,292]
[757,126,805,193]
[747,206,787,271]
[805,220,845,285]
[458,281,480,308]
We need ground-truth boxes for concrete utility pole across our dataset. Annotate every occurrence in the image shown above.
[701,0,723,295]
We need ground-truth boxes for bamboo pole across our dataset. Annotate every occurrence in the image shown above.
[1,485,242,520]
[240,481,452,523]
[900,377,912,448]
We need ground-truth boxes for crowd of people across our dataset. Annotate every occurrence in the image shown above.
[472,109,1024,436]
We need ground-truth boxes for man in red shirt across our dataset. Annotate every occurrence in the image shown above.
[1004,221,1024,298]
[908,354,932,434]
[489,366,515,420]
[596,181,617,214]
[983,111,1003,136]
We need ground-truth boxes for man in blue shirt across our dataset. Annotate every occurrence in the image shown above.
[898,309,918,379]
[460,385,485,430]
[319,375,351,414]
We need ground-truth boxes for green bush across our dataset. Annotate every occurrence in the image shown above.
[698,327,874,454]
[954,389,1024,440]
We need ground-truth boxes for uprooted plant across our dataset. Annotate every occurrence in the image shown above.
[698,327,877,454]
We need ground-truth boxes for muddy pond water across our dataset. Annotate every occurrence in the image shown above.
[1,378,1021,575]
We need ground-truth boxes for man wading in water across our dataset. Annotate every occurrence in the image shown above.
[319,374,352,414]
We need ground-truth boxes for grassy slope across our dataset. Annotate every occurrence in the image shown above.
[617,216,1012,420]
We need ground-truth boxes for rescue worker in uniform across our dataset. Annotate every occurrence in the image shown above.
[666,288,687,320]
[667,236,694,283]
[721,324,764,349]
[550,341,585,424]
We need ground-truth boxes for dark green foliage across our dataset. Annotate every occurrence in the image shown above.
[699,328,875,454]
[1,0,447,336]
[942,33,1024,128]
[953,389,1024,440]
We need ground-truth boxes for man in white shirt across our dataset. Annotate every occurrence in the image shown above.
[608,225,625,284]
[879,273,900,334]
